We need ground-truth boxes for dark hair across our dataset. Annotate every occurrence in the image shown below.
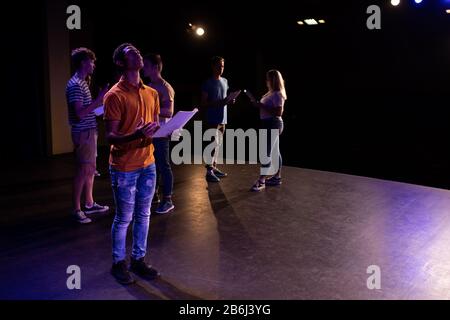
[211,56,224,66]
[71,47,96,70]
[143,53,163,72]
[112,43,134,67]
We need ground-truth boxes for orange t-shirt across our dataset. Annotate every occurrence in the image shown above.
[103,78,160,172]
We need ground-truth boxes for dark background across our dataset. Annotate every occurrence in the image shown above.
[3,0,450,188]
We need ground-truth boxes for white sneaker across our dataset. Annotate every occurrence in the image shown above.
[73,210,92,224]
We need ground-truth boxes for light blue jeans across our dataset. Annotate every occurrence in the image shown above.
[110,164,156,263]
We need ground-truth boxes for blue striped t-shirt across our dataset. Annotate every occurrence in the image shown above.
[66,74,97,133]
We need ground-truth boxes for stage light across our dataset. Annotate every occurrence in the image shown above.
[318,19,325,24]
[304,19,318,25]
[196,27,205,36]
[297,21,304,25]
[391,0,400,6]
[414,0,423,3]
[447,9,450,14]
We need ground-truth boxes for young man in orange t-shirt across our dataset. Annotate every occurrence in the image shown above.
[104,43,160,285]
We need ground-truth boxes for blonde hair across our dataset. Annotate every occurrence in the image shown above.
[266,69,287,100]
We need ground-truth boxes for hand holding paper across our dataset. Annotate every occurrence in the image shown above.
[225,90,241,104]
[94,105,104,116]
[152,108,198,138]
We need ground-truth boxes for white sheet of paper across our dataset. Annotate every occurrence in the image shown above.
[152,108,198,138]
[94,105,104,116]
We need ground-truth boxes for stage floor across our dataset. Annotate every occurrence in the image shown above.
[2,155,450,299]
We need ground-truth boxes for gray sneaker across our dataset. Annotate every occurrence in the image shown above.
[73,210,92,224]
[84,202,109,214]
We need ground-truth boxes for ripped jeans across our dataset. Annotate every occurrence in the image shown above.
[110,164,156,263]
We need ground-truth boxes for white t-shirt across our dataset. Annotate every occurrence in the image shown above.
[259,91,285,120]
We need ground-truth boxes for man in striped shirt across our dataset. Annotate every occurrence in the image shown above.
[66,47,109,224]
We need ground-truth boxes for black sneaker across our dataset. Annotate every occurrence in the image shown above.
[206,170,220,182]
[155,200,175,215]
[111,260,135,285]
[212,167,227,178]
[130,257,160,280]
[84,202,109,214]
[251,179,266,192]
[265,176,282,186]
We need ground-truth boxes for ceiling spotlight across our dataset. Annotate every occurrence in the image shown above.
[304,19,318,25]
[196,27,205,36]
[391,0,400,6]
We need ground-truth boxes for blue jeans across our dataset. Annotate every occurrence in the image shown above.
[153,138,173,197]
[110,164,156,263]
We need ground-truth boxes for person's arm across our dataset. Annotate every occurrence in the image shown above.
[70,85,109,120]
[105,120,159,145]
[249,92,283,117]
[159,99,174,118]
[159,84,174,118]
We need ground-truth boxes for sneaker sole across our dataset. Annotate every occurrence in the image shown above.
[155,205,175,215]
[76,218,92,224]
[85,207,110,214]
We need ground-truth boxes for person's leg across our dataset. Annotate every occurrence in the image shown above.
[212,124,225,168]
[111,168,139,263]
[82,130,109,214]
[211,124,228,178]
[132,164,156,260]
[84,129,97,206]
[84,164,95,206]
[129,164,160,279]
[153,138,164,203]
[259,119,273,182]
[73,164,84,212]
[205,125,222,182]
[155,138,174,214]
[265,119,284,185]
[72,131,83,211]
[110,167,139,284]
[274,123,283,178]
[159,138,173,199]
[71,131,92,223]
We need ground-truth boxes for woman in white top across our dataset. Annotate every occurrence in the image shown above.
[247,69,287,191]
